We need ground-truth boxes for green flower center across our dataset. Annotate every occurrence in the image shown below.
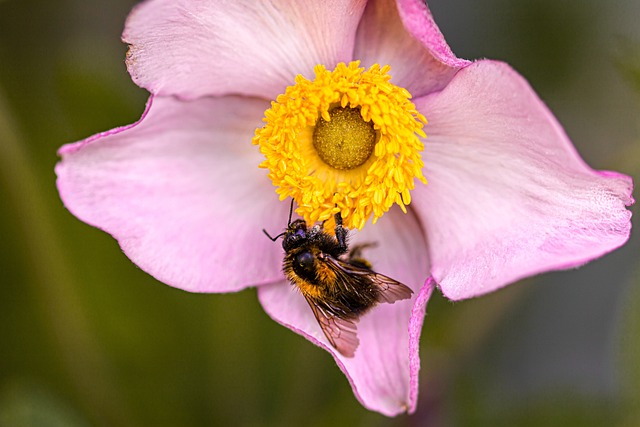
[313,107,377,170]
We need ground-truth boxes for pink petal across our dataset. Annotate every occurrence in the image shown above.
[56,95,290,293]
[123,0,367,100]
[257,207,433,416]
[411,60,634,300]
[355,0,469,97]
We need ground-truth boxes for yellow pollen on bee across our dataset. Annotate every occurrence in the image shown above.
[252,61,427,230]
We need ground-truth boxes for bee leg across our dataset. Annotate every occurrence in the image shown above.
[348,242,378,259]
[348,242,378,270]
[334,212,348,252]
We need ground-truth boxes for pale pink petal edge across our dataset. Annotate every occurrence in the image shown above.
[56,94,288,293]
[258,277,436,415]
[412,60,634,301]
[407,276,436,413]
[58,95,155,155]
[396,0,470,68]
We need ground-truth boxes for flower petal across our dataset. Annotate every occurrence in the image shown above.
[354,0,469,97]
[257,207,432,416]
[123,0,367,100]
[56,95,290,293]
[412,60,634,300]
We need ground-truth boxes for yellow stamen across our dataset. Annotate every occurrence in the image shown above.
[253,61,427,230]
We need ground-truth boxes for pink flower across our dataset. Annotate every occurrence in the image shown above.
[55,0,634,416]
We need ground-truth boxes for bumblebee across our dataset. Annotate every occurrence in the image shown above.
[264,207,413,357]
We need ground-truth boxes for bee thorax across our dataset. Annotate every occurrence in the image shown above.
[292,250,316,282]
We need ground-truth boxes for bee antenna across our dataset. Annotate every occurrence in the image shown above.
[286,198,295,225]
[263,198,295,241]
[262,229,286,242]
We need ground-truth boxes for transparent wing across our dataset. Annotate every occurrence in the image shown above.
[303,295,359,358]
[323,255,414,304]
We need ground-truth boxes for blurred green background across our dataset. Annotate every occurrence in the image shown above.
[0,0,638,426]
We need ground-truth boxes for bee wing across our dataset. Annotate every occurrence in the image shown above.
[303,295,359,358]
[325,256,414,304]
[370,273,414,304]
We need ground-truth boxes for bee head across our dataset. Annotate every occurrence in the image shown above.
[282,219,309,251]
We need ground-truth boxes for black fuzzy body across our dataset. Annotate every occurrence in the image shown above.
[281,219,379,318]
